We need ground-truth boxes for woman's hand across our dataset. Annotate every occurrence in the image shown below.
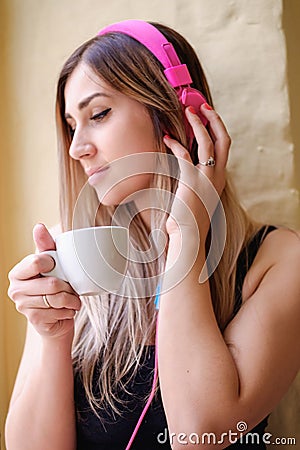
[164,103,231,240]
[8,223,81,340]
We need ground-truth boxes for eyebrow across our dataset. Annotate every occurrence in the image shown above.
[64,92,111,119]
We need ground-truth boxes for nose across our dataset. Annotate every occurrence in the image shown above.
[69,131,97,161]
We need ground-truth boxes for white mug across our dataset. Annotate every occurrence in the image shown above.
[41,226,129,296]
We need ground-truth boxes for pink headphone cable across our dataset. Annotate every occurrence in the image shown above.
[125,312,160,450]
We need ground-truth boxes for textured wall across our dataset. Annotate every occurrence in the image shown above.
[1,0,299,448]
[177,0,299,229]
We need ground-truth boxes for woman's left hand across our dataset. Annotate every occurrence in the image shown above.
[163,103,231,240]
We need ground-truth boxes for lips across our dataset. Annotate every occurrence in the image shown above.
[85,166,109,177]
[86,165,111,185]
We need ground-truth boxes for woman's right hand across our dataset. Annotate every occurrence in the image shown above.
[8,223,81,340]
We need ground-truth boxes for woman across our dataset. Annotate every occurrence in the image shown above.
[5,20,300,450]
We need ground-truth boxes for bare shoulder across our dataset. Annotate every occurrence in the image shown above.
[242,226,300,302]
[260,226,300,258]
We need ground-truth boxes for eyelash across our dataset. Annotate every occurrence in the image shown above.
[91,108,111,121]
[68,108,112,138]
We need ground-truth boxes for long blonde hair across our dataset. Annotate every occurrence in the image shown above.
[55,22,260,419]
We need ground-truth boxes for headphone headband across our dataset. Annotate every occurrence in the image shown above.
[97,20,208,146]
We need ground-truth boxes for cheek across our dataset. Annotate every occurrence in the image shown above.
[112,112,156,155]
[135,116,157,150]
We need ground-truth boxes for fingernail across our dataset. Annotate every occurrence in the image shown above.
[203,103,213,110]
[164,134,170,140]
[188,106,197,114]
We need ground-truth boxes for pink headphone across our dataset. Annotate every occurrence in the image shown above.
[98,20,208,149]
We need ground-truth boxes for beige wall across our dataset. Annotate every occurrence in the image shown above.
[268,1,300,445]
[1,0,299,448]
[283,0,300,207]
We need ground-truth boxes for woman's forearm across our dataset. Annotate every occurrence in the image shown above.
[158,235,240,433]
[5,334,76,450]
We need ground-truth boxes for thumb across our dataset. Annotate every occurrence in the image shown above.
[33,223,56,253]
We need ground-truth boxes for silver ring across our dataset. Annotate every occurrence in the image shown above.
[42,294,52,308]
[199,156,216,167]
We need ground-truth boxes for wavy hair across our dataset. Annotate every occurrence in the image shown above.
[55,22,260,420]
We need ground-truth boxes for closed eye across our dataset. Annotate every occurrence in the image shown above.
[91,108,111,121]
[67,108,112,139]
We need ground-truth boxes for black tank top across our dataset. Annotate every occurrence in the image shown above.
[75,225,277,449]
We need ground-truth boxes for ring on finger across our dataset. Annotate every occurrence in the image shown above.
[199,156,216,167]
[42,294,52,308]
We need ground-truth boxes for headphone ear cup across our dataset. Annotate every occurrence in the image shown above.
[179,87,208,150]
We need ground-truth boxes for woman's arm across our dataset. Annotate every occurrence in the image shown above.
[5,325,76,450]
[5,224,80,450]
[159,106,300,449]
[159,227,300,449]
